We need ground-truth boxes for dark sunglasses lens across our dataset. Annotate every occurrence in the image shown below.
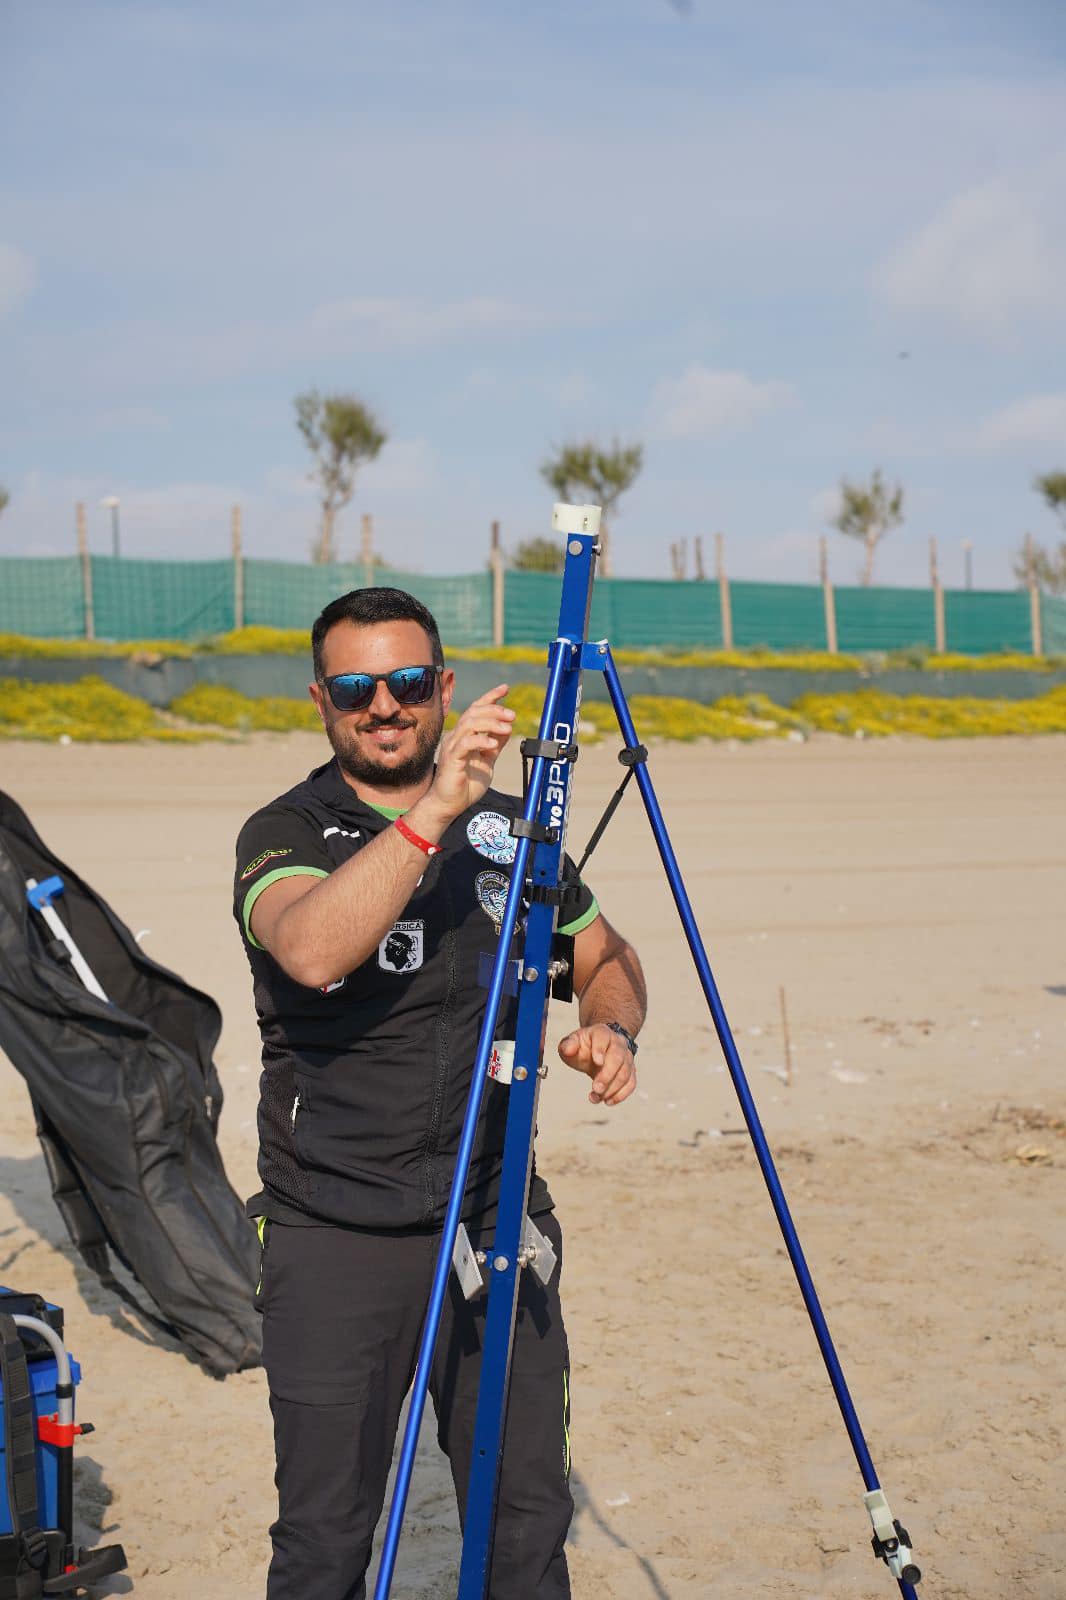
[387,667,437,704]
[328,674,375,711]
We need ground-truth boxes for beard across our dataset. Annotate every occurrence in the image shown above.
[324,705,444,789]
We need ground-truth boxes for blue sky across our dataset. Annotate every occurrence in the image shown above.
[2,0,1065,585]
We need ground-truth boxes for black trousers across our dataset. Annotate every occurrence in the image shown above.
[259,1214,573,1600]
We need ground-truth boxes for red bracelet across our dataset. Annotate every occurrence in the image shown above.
[394,816,442,857]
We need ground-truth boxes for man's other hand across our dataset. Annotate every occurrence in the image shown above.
[558,1024,637,1107]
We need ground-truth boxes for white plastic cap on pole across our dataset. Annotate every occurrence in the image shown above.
[551,503,601,536]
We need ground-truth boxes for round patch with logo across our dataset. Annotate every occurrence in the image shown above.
[466,810,516,865]
[475,869,510,926]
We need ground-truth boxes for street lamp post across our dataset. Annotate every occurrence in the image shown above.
[100,496,121,558]
[961,539,973,591]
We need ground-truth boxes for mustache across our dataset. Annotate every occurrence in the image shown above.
[360,716,416,731]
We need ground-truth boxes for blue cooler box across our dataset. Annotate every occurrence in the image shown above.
[0,1336,81,1535]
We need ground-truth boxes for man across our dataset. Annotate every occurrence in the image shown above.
[234,587,646,1600]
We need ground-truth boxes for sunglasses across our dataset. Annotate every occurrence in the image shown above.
[323,665,442,713]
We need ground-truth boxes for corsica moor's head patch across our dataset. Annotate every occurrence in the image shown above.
[240,847,293,881]
[474,869,510,927]
[466,810,516,865]
[378,920,425,974]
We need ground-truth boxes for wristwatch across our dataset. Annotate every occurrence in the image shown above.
[604,1021,638,1057]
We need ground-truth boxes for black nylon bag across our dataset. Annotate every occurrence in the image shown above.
[0,791,261,1376]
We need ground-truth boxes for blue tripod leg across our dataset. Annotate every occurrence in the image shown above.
[598,645,922,1599]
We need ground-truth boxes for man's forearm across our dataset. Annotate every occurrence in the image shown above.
[576,938,647,1040]
[268,793,451,986]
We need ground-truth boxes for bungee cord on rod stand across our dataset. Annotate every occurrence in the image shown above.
[374,504,923,1600]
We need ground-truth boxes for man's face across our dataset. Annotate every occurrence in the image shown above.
[310,619,455,790]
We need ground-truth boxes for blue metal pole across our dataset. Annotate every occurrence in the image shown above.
[372,640,573,1600]
[600,646,920,1600]
[457,532,597,1597]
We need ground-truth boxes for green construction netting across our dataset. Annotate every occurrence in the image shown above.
[0,558,86,638]
[503,573,724,648]
[1041,594,1066,656]
[244,563,495,646]
[89,557,235,640]
[942,590,1032,654]
[591,578,723,649]
[0,554,1053,655]
[501,571,561,646]
[834,586,936,653]
[729,581,825,649]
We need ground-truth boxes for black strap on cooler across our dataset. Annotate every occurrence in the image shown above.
[0,1314,48,1599]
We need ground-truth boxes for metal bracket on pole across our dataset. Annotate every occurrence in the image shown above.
[865,1490,922,1587]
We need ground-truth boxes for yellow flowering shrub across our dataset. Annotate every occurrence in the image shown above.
[4,676,1066,744]
[792,687,1066,738]
[169,684,320,732]
[0,677,208,741]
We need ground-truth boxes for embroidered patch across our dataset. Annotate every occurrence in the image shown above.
[475,869,510,927]
[466,810,516,865]
[378,920,424,973]
[319,978,346,995]
[240,847,293,880]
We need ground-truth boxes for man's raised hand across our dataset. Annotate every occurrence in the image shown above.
[430,685,516,819]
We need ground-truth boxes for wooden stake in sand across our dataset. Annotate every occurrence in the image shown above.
[778,984,793,1087]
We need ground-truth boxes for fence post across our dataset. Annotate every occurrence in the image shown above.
[490,520,504,649]
[930,537,946,653]
[819,536,837,654]
[231,504,244,631]
[361,513,375,588]
[1026,536,1043,657]
[76,501,95,641]
[694,535,706,581]
[715,533,733,648]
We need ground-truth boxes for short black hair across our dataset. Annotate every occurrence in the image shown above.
[311,588,445,683]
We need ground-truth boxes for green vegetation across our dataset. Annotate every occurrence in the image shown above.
[169,684,319,732]
[792,686,1066,739]
[540,440,643,578]
[295,389,387,565]
[830,467,905,586]
[0,677,212,742]
[0,630,1062,674]
[4,677,1066,744]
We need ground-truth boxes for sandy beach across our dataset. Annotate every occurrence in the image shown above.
[1,731,1063,1599]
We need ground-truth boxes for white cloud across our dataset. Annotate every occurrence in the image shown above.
[648,366,795,440]
[874,174,1066,336]
[0,244,34,317]
[969,393,1066,451]
[810,484,843,525]
[309,295,547,348]
[362,437,437,495]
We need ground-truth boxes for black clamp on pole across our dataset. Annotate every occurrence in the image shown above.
[510,818,559,845]
[519,738,579,763]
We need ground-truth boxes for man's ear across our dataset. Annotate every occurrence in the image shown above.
[440,669,456,714]
[309,682,328,726]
